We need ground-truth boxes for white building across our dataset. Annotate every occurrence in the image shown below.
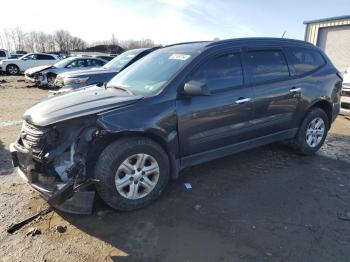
[304,15,350,72]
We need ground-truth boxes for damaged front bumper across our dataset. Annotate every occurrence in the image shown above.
[10,133,96,215]
[24,73,46,86]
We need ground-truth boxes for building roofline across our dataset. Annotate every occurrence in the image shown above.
[303,15,350,24]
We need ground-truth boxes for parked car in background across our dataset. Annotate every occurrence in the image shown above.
[341,66,350,115]
[0,49,10,61]
[10,50,27,59]
[10,38,342,213]
[0,53,59,75]
[53,47,158,92]
[25,57,108,88]
[0,49,10,72]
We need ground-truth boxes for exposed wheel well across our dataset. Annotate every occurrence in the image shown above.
[47,72,57,77]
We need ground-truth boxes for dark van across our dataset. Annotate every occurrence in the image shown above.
[11,38,342,213]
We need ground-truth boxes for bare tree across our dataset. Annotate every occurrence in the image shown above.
[1,27,156,53]
[25,31,37,52]
[0,34,4,49]
[35,32,49,52]
[54,30,72,51]
[3,29,13,50]
[8,27,26,50]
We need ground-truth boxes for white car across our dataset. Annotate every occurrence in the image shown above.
[0,53,59,75]
[24,57,107,88]
[341,67,350,116]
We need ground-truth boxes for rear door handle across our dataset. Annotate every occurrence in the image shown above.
[235,98,251,104]
[290,87,301,93]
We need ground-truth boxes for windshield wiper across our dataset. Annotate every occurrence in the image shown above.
[108,85,134,95]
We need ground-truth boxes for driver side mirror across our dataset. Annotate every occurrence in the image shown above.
[181,80,210,96]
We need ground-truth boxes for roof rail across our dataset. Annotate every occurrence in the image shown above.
[164,41,211,48]
[206,37,312,47]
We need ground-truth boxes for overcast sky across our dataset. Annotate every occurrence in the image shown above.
[1,0,350,45]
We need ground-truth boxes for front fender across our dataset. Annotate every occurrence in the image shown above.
[96,98,180,178]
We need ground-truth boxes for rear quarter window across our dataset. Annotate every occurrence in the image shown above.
[287,47,326,76]
[245,50,290,84]
[0,51,6,57]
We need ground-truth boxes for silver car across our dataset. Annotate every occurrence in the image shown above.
[24,57,107,88]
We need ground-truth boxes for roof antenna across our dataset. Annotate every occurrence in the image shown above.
[281,31,286,38]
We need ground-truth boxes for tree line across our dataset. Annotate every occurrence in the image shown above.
[0,28,157,53]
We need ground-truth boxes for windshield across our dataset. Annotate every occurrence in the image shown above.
[53,57,76,68]
[103,49,144,71]
[106,50,194,96]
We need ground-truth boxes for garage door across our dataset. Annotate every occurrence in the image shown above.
[317,25,350,72]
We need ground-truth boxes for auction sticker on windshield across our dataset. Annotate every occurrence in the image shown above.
[169,54,191,60]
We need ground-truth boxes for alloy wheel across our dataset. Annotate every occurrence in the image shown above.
[7,65,18,75]
[305,117,325,148]
[115,153,160,200]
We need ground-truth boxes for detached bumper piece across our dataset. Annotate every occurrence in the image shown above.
[10,142,95,215]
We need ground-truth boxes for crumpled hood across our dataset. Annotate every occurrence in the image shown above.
[23,85,143,126]
[59,67,116,78]
[25,65,53,75]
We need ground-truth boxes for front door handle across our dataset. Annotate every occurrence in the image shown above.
[235,97,251,104]
[290,87,301,93]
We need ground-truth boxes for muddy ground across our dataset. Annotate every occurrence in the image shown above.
[0,74,349,262]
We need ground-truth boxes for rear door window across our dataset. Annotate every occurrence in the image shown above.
[67,59,86,68]
[0,51,6,57]
[245,50,290,84]
[37,54,55,60]
[288,47,326,75]
[189,53,243,92]
[88,59,105,67]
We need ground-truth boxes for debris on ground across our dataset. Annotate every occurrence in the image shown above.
[194,204,202,211]
[337,211,350,221]
[7,207,53,234]
[0,79,7,83]
[26,227,41,237]
[265,252,273,256]
[54,225,67,233]
[184,183,192,189]
[17,79,25,82]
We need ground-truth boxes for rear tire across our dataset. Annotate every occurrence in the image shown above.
[294,107,329,155]
[6,64,19,75]
[94,137,170,211]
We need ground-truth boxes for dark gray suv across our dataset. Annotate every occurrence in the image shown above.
[11,38,342,213]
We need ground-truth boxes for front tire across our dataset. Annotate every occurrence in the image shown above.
[94,137,170,211]
[294,107,329,155]
[46,73,57,89]
[6,64,19,75]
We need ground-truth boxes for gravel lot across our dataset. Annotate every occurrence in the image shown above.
[0,75,349,262]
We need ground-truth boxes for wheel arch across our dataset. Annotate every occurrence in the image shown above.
[6,63,20,74]
[303,99,332,129]
[90,130,180,180]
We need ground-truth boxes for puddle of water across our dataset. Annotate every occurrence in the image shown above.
[0,120,22,127]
